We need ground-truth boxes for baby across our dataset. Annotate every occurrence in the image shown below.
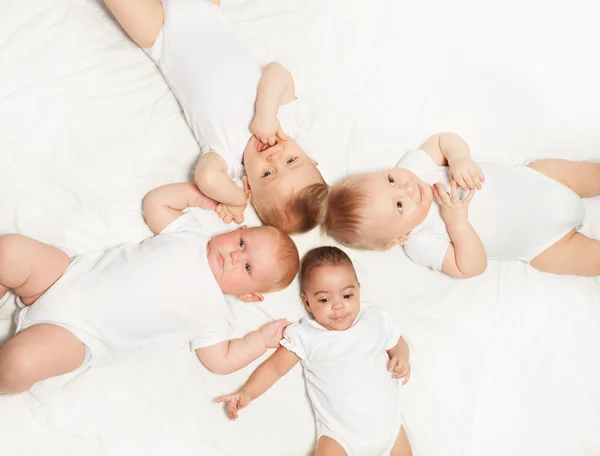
[218,246,413,456]
[103,0,328,233]
[0,182,299,394]
[325,132,600,278]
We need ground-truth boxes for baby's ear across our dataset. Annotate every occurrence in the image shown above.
[300,293,311,313]
[383,235,409,250]
[242,176,252,201]
[237,292,264,303]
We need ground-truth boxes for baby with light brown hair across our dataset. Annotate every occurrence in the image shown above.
[325,132,600,278]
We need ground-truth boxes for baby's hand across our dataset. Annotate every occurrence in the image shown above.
[387,356,411,385]
[448,157,484,191]
[259,318,291,349]
[216,391,252,421]
[215,202,246,224]
[250,113,289,149]
[434,181,475,228]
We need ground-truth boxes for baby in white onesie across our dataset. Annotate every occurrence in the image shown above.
[325,132,600,278]
[0,182,299,395]
[218,246,413,456]
[103,0,328,234]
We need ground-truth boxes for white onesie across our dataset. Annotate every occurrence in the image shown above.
[281,305,402,456]
[399,149,586,270]
[146,0,306,186]
[16,210,233,367]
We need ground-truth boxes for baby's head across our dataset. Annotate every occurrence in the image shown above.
[324,168,434,250]
[242,138,328,234]
[207,225,299,302]
[300,246,360,331]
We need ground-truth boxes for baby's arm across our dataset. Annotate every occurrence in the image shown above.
[194,153,247,224]
[250,62,297,147]
[387,336,411,385]
[195,319,290,375]
[420,133,484,190]
[216,347,301,420]
[434,181,487,278]
[143,182,217,234]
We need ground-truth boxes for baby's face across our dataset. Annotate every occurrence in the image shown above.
[360,168,434,248]
[301,264,360,331]
[207,226,279,297]
[242,137,322,206]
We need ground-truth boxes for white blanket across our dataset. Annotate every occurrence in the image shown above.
[1,0,599,455]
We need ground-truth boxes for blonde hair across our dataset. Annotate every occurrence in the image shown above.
[254,182,329,235]
[268,227,300,291]
[323,176,384,250]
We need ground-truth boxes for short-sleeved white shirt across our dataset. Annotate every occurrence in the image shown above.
[146,0,306,186]
[17,210,233,366]
[281,305,401,454]
[398,149,585,270]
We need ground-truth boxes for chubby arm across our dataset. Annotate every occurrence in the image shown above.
[255,62,296,115]
[441,226,488,279]
[194,153,247,209]
[195,319,290,375]
[143,182,217,234]
[420,133,484,191]
[432,180,487,279]
[216,347,301,419]
[250,62,297,146]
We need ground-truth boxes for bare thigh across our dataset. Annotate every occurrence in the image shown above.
[528,159,600,198]
[103,0,165,48]
[0,323,86,394]
[0,234,71,304]
[390,425,413,456]
[315,436,347,456]
[530,229,600,276]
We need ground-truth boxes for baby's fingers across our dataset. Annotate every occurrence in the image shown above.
[277,128,289,141]
[468,167,483,190]
[434,183,452,207]
[464,188,476,203]
[462,172,476,191]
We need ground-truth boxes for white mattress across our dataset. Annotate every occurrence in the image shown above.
[1,0,599,455]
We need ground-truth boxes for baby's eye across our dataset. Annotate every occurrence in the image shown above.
[245,263,251,274]
[262,170,272,178]
[343,294,353,299]
[286,157,297,165]
[239,239,245,250]
[397,201,403,213]
[318,298,329,303]
[388,175,395,186]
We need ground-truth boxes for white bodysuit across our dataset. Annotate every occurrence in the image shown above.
[399,149,586,270]
[146,0,305,186]
[281,305,402,456]
[16,210,233,366]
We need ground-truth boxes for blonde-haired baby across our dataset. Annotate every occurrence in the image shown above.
[103,0,328,233]
[0,182,298,394]
[218,246,413,456]
[325,132,599,278]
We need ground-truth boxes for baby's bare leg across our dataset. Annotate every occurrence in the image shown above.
[103,0,164,48]
[0,234,71,305]
[390,425,413,456]
[528,159,600,198]
[315,436,347,456]
[530,229,600,276]
[0,324,86,394]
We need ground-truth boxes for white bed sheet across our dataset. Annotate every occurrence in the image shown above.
[1,0,599,455]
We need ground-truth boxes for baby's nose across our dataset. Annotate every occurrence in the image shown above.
[266,145,283,163]
[404,183,415,197]
[230,251,239,264]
